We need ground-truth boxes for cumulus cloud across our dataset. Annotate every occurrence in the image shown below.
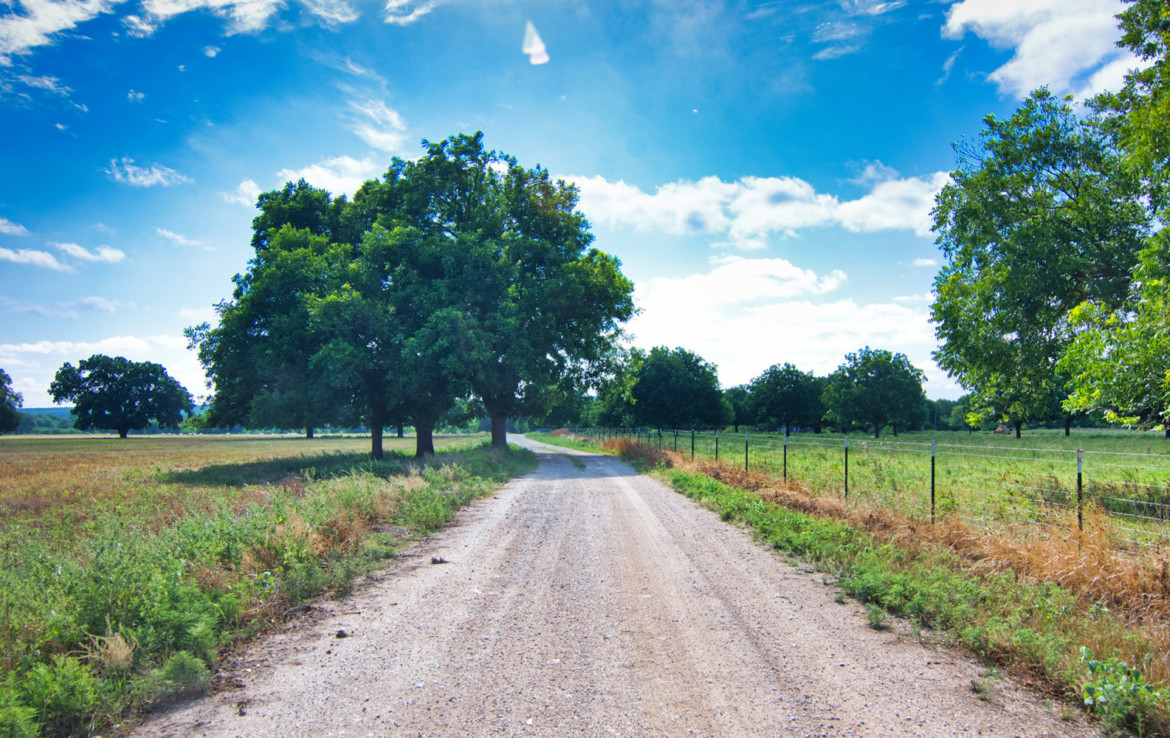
[626,256,954,396]
[222,178,262,207]
[50,241,126,263]
[943,0,1140,98]
[276,155,381,198]
[105,157,191,187]
[203,45,220,57]
[127,89,144,101]
[571,167,948,248]
[0,217,29,236]
[0,247,70,270]
[384,0,437,25]
[348,98,409,154]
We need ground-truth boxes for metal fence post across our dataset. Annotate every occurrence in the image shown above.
[783,429,788,482]
[745,431,749,472]
[715,429,720,461]
[673,429,678,452]
[844,436,850,501]
[931,439,937,524]
[1077,449,1084,532]
[691,429,695,460]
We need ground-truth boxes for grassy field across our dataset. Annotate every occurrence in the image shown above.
[536,430,1170,735]
[0,433,534,736]
[606,428,1170,554]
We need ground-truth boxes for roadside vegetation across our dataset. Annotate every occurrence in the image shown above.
[532,431,1170,736]
[0,434,534,736]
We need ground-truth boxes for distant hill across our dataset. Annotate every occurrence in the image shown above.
[21,407,74,418]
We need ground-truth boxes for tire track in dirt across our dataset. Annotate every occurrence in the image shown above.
[136,437,1093,737]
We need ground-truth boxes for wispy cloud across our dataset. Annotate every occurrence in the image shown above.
[384,0,437,25]
[0,295,135,319]
[813,44,861,60]
[50,241,126,263]
[127,89,144,102]
[222,178,262,206]
[912,257,938,268]
[303,0,359,25]
[943,0,1139,98]
[570,166,948,249]
[0,217,30,236]
[0,247,71,271]
[0,0,125,66]
[105,157,191,187]
[156,227,209,249]
[348,98,409,154]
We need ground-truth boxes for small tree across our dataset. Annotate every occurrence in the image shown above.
[50,355,193,438]
[749,363,824,433]
[0,368,23,434]
[822,347,927,439]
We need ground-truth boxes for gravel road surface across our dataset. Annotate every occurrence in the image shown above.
[137,436,1094,737]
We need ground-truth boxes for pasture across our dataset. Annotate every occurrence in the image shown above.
[0,432,531,736]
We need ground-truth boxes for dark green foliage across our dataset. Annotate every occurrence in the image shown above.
[749,363,824,432]
[632,346,732,429]
[723,385,754,432]
[0,369,21,435]
[49,355,193,438]
[822,347,926,438]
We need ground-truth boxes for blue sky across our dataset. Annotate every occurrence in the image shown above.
[0,0,1139,408]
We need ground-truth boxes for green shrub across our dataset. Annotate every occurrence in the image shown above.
[140,651,209,707]
[22,655,98,737]
[0,677,40,738]
[1081,647,1164,736]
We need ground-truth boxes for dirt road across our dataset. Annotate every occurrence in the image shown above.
[137,437,1093,736]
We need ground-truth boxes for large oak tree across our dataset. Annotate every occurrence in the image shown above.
[50,355,193,438]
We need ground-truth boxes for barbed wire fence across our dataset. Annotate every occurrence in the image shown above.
[573,427,1170,556]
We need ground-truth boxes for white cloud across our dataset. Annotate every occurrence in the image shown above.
[50,241,126,263]
[571,168,948,248]
[912,257,938,268]
[277,155,381,198]
[203,45,220,57]
[17,74,71,95]
[348,98,409,154]
[127,89,144,101]
[0,247,70,270]
[222,178,262,206]
[303,0,358,25]
[943,0,1141,98]
[384,0,437,25]
[843,0,907,15]
[134,0,284,35]
[0,0,125,66]
[627,257,958,397]
[813,21,862,43]
[0,333,207,406]
[69,296,134,312]
[0,216,29,236]
[106,157,191,187]
[812,44,861,60]
[2,295,135,319]
[156,227,204,248]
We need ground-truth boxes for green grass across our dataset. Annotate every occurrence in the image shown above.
[0,435,534,736]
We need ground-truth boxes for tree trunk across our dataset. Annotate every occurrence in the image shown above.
[490,415,508,449]
[1064,416,1072,437]
[397,425,404,439]
[415,418,436,457]
[1014,422,1022,439]
[369,405,385,460]
[306,426,314,439]
[118,427,129,439]
[892,422,899,437]
[873,424,881,439]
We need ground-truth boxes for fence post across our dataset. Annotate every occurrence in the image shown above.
[783,429,788,482]
[844,436,850,501]
[745,431,749,472]
[673,429,678,452]
[658,428,662,449]
[1077,449,1084,532]
[691,429,695,460]
[715,429,720,461]
[931,439,936,524]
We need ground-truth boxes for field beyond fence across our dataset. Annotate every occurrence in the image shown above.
[576,428,1170,556]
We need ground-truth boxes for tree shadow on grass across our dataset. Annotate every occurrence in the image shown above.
[161,452,406,487]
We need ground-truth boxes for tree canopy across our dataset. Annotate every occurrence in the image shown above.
[0,368,22,435]
[190,132,634,457]
[631,346,732,429]
[49,355,193,438]
[822,347,926,438]
[749,363,824,433]
[930,89,1150,435]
